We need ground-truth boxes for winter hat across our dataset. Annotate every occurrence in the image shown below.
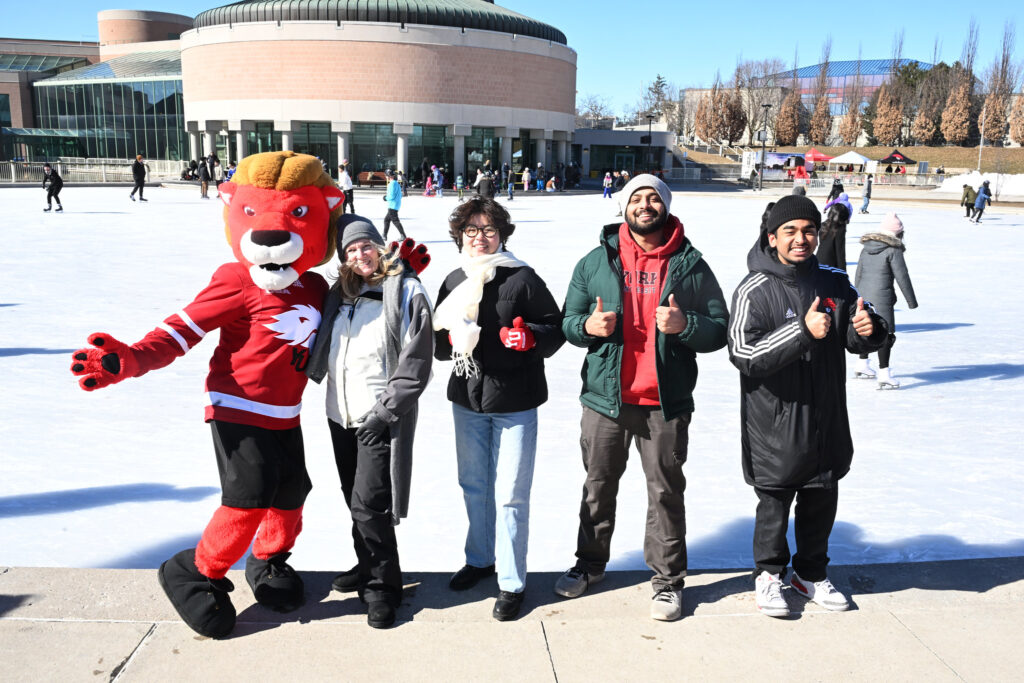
[337,214,384,253]
[791,185,807,196]
[766,194,821,233]
[619,173,673,213]
[879,212,904,235]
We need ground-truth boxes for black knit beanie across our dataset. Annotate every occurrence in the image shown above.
[766,195,821,234]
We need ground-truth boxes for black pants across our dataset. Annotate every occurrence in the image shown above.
[343,188,355,214]
[964,204,974,218]
[210,419,311,509]
[974,206,985,221]
[753,485,838,581]
[328,419,402,605]
[383,209,405,240]
[46,186,62,206]
[130,179,145,199]
[859,302,894,368]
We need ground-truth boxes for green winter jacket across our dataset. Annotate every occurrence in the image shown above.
[562,223,729,421]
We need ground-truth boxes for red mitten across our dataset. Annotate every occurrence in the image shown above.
[391,238,431,274]
[499,317,535,351]
[70,333,141,391]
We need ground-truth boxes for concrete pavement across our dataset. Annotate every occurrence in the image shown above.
[2,556,1022,681]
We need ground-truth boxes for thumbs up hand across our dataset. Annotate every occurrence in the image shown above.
[585,296,618,337]
[805,296,831,339]
[655,293,687,335]
[499,316,536,351]
[851,297,875,337]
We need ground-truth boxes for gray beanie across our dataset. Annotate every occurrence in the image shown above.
[619,173,672,213]
[337,214,384,253]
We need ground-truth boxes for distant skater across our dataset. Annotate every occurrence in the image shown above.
[129,154,148,202]
[972,180,992,224]
[42,163,63,212]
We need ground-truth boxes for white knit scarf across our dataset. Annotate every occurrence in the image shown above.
[432,249,528,377]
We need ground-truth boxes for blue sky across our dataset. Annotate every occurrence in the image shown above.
[4,0,1020,114]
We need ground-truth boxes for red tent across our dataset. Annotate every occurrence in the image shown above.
[804,148,833,163]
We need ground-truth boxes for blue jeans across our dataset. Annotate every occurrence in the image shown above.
[452,403,537,593]
[860,195,870,212]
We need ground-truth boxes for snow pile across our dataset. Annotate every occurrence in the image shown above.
[934,171,1024,198]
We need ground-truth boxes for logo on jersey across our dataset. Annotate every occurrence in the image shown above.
[785,307,796,319]
[265,304,321,349]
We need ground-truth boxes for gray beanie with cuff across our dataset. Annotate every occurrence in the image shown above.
[618,173,673,213]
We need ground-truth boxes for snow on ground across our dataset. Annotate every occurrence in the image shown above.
[934,171,1024,199]
[1,184,1022,576]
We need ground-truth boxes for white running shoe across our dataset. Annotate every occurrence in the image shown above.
[650,588,683,621]
[789,572,850,611]
[853,357,876,379]
[877,367,900,389]
[755,571,790,617]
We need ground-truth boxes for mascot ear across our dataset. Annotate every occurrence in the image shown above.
[321,185,344,210]
[219,181,238,207]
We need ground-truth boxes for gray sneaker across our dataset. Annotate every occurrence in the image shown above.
[554,566,605,598]
[650,587,683,621]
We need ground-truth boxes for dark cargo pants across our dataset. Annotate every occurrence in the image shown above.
[574,404,690,590]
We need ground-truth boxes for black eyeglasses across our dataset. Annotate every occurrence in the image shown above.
[463,225,498,238]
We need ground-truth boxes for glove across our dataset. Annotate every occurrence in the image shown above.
[70,333,141,391]
[355,411,390,447]
[499,317,535,352]
[389,238,431,274]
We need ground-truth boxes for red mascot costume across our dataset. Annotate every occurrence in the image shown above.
[70,151,343,638]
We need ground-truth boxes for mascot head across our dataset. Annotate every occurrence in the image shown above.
[218,151,344,291]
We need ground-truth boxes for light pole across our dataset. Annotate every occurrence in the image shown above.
[758,103,772,192]
[646,113,657,174]
[978,104,986,172]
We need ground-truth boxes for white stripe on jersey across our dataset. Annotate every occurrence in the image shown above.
[207,391,302,419]
[178,310,207,339]
[157,323,190,354]
[730,273,803,360]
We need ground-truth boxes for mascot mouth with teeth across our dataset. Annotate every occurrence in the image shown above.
[70,151,343,638]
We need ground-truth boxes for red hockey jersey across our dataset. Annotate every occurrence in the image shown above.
[130,262,328,429]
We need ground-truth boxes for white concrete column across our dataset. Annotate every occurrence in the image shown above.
[332,121,352,167]
[393,123,413,176]
[275,120,293,151]
[203,131,215,158]
[188,132,199,162]
[236,131,247,159]
[453,135,466,178]
[557,140,568,167]
[500,136,512,168]
[534,137,545,170]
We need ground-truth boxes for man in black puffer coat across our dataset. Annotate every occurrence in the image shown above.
[727,195,887,618]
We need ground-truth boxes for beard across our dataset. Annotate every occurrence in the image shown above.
[626,210,668,235]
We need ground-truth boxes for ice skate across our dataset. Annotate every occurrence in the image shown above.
[853,357,875,379]
[55,206,63,212]
[43,206,52,212]
[876,367,900,390]
[245,552,305,612]
[158,547,236,638]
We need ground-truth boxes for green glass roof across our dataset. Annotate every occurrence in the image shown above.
[0,54,88,72]
[34,51,182,84]
[1,127,81,137]
[195,0,567,44]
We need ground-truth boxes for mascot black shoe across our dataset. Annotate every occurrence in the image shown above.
[245,552,305,612]
[158,548,237,639]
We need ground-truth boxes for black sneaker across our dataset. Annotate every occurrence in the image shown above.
[43,206,51,212]
[492,590,524,621]
[331,565,366,593]
[139,197,148,202]
[367,600,396,629]
[157,548,236,638]
[245,552,305,612]
[55,206,63,212]
[448,563,496,591]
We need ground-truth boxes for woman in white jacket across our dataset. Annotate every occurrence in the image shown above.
[306,214,433,629]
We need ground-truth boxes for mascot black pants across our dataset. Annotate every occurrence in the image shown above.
[328,418,402,606]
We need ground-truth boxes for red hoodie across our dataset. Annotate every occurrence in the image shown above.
[618,216,684,405]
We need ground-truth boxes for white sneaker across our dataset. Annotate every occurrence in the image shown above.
[789,572,850,611]
[554,566,605,598]
[853,357,876,379]
[877,367,900,389]
[755,571,790,617]
[650,588,683,621]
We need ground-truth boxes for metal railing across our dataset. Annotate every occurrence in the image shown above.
[1,159,187,184]
[667,167,702,182]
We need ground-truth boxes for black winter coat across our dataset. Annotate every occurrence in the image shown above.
[42,169,63,190]
[131,160,146,182]
[728,236,887,490]
[434,264,564,413]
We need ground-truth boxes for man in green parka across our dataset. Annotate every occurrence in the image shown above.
[553,174,729,622]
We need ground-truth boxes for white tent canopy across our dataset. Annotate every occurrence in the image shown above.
[828,150,871,166]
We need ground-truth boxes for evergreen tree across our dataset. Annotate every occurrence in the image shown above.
[873,84,903,145]
[809,96,832,144]
[838,104,862,145]
[982,92,1009,145]
[941,81,971,145]
[1010,95,1024,145]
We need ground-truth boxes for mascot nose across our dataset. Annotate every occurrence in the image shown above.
[251,230,291,247]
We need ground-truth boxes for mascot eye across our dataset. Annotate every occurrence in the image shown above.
[291,206,309,218]
[244,206,256,216]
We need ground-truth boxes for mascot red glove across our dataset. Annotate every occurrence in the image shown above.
[68,151,342,639]
[499,317,536,351]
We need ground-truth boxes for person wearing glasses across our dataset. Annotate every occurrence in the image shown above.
[432,196,565,622]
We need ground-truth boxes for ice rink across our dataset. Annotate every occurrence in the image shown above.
[2,182,1022,575]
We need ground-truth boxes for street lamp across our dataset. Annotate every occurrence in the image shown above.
[758,104,772,192]
[646,113,657,174]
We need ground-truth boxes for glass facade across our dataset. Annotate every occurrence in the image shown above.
[409,124,450,185]
[33,79,187,160]
[512,130,531,173]
[247,121,283,157]
[351,123,396,175]
[292,122,335,177]
[0,94,11,127]
[464,127,497,177]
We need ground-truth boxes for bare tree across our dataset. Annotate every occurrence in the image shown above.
[981,22,1020,145]
[722,70,748,145]
[839,53,864,145]
[941,80,972,145]
[575,93,614,128]
[1009,93,1024,144]
[808,37,833,144]
[736,57,786,144]
[874,84,903,145]
[961,18,980,87]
